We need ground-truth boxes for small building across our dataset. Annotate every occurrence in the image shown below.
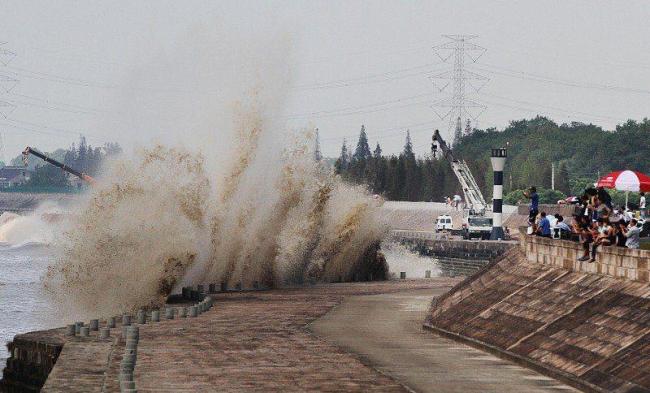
[0,166,31,188]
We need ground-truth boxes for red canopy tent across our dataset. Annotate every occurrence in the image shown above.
[596,170,650,207]
[597,170,650,192]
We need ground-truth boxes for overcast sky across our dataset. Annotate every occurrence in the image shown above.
[1,0,650,161]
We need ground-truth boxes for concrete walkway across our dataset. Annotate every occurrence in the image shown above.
[310,288,578,393]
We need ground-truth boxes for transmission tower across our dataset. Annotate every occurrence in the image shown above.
[0,42,16,119]
[430,35,488,145]
[0,132,5,164]
[314,128,322,162]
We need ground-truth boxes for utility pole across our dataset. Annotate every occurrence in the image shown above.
[551,162,555,190]
[431,35,489,146]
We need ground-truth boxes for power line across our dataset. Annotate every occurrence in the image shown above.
[476,91,627,123]
[284,91,432,120]
[471,63,650,96]
[291,62,446,90]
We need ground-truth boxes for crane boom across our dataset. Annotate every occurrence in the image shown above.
[431,130,488,214]
[22,146,95,184]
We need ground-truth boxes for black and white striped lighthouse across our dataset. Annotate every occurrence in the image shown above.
[490,147,507,240]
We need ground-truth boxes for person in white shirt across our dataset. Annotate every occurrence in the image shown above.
[622,219,641,249]
[640,192,646,217]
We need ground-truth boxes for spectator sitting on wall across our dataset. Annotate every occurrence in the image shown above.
[554,214,571,238]
[614,221,628,247]
[536,211,552,238]
[573,215,593,261]
[585,218,614,263]
[621,219,641,249]
[523,186,539,226]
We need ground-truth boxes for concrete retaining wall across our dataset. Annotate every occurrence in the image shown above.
[425,235,650,393]
[0,330,64,392]
[521,231,649,283]
[392,234,515,276]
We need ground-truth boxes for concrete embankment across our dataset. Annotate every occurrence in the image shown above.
[2,281,454,392]
[425,233,650,393]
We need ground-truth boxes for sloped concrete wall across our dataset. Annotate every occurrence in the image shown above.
[425,238,650,393]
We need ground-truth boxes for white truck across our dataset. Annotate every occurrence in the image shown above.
[431,129,494,240]
[435,215,454,232]
[462,215,493,240]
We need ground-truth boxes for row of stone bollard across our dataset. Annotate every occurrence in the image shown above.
[119,325,139,393]
[181,281,263,300]
[64,295,215,344]
[398,270,433,279]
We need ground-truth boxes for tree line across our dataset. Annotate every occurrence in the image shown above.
[333,117,650,207]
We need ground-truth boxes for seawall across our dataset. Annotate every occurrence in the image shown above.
[0,329,64,392]
[424,232,650,392]
[390,231,514,276]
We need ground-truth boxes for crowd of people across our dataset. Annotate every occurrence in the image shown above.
[525,186,644,263]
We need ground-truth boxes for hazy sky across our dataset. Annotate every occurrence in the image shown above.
[1,0,650,161]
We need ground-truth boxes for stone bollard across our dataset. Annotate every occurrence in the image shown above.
[90,319,99,331]
[425,270,431,278]
[165,308,174,320]
[100,327,110,339]
[66,324,75,336]
[126,326,140,341]
[179,307,188,318]
[151,310,160,322]
[80,326,90,337]
[220,282,227,292]
[190,306,198,317]
[119,371,133,381]
[209,283,216,293]
[400,272,406,279]
[75,322,84,335]
[122,314,131,326]
[137,309,146,324]
[108,317,116,328]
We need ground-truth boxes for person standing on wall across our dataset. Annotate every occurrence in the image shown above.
[523,186,539,232]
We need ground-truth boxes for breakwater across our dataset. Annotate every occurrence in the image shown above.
[425,232,650,393]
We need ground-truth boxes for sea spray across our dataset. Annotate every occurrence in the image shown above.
[44,110,388,317]
[44,146,210,316]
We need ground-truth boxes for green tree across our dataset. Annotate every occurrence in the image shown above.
[27,164,70,188]
[334,139,350,176]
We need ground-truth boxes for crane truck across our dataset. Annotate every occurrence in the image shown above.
[431,129,492,240]
[22,146,96,185]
